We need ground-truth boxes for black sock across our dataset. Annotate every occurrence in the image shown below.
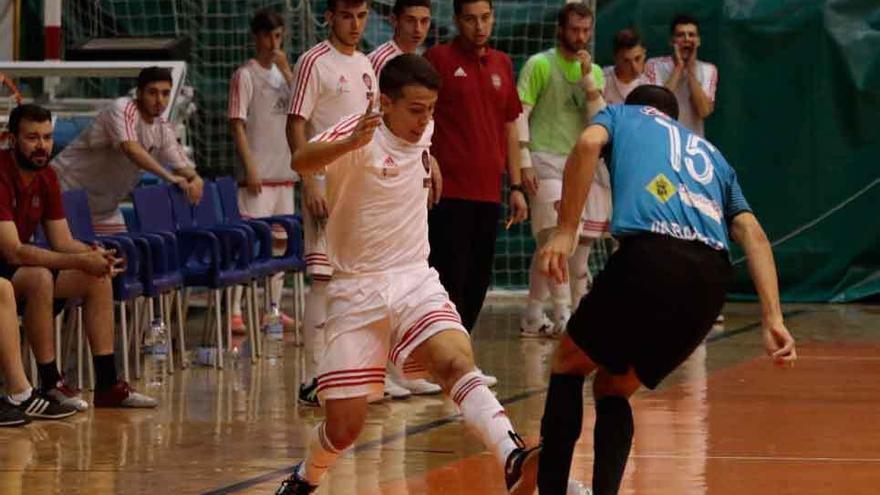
[37,361,62,390]
[538,373,585,494]
[92,353,118,391]
[592,396,634,495]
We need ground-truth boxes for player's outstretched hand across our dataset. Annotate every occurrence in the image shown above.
[538,228,577,284]
[763,320,797,368]
[427,155,442,209]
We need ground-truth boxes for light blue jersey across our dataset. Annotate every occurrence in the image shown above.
[592,104,751,251]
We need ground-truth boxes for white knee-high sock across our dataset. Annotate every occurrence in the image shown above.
[299,422,344,486]
[231,285,244,317]
[569,240,593,306]
[270,272,285,308]
[525,250,549,322]
[450,370,518,465]
[302,280,328,383]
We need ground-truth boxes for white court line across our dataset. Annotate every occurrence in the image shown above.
[625,454,880,463]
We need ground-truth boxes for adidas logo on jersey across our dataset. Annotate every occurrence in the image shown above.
[454,67,467,77]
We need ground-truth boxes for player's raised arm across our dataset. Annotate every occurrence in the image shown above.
[292,104,380,174]
[729,212,797,366]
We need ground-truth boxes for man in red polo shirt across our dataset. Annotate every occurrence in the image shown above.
[0,104,157,411]
[425,0,532,385]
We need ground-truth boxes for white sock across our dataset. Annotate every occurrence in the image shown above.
[569,240,593,306]
[7,387,33,405]
[231,285,244,317]
[270,272,285,309]
[299,422,344,486]
[302,280,328,384]
[450,370,518,465]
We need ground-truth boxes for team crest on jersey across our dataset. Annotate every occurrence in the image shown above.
[31,196,40,208]
[646,173,676,203]
[491,73,502,90]
[363,73,375,102]
[421,150,431,174]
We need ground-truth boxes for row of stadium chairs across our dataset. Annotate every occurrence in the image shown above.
[45,178,304,384]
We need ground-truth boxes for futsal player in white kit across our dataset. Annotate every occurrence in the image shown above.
[275,54,539,495]
[286,0,378,406]
[228,9,297,332]
[367,0,443,398]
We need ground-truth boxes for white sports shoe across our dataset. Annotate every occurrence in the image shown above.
[567,479,592,495]
[384,376,412,400]
[551,312,571,336]
[44,380,89,412]
[475,367,498,387]
[398,377,442,395]
[520,314,553,339]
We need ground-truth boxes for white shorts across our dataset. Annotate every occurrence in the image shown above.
[237,183,295,241]
[529,151,611,239]
[316,264,468,403]
[93,209,128,235]
[301,179,331,280]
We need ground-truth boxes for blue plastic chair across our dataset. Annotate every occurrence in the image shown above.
[61,189,145,381]
[214,177,306,344]
[132,184,254,368]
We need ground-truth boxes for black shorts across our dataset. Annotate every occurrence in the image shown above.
[0,263,67,316]
[567,233,731,389]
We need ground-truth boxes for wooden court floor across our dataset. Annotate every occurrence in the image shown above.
[2,301,879,494]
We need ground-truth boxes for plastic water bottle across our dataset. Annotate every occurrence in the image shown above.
[264,303,284,362]
[144,317,168,386]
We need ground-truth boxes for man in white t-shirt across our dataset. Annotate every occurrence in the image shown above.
[286,0,378,407]
[274,53,540,495]
[228,9,297,333]
[603,28,649,105]
[51,67,204,234]
[644,14,718,137]
[367,0,431,77]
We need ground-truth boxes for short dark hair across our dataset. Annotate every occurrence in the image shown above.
[326,0,368,13]
[137,66,173,91]
[625,85,679,120]
[379,54,441,100]
[557,2,593,29]
[612,28,642,53]
[453,0,492,16]
[251,8,285,34]
[670,13,700,35]
[393,0,431,17]
[8,104,52,136]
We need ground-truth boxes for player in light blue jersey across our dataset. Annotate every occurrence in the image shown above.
[535,85,797,495]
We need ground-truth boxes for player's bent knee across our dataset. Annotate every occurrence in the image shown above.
[323,397,369,449]
[13,266,54,297]
[0,278,13,300]
[551,335,596,375]
[592,368,641,399]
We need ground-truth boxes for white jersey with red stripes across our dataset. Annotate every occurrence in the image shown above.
[228,59,295,183]
[367,39,404,77]
[51,96,194,219]
[644,56,718,137]
[311,114,435,275]
[288,40,377,138]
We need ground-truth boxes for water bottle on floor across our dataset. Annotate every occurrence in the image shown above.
[264,303,284,363]
[144,317,168,387]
